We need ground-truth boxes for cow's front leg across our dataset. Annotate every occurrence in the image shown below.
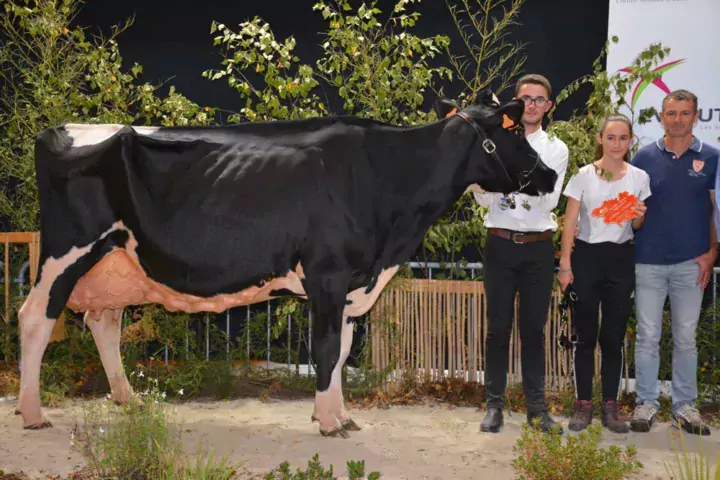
[312,315,360,437]
[85,308,134,405]
[305,273,359,438]
[16,289,56,429]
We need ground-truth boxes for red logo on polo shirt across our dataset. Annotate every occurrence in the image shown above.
[693,160,705,173]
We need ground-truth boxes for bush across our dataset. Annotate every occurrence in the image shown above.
[511,422,643,480]
[262,454,381,480]
[71,375,238,479]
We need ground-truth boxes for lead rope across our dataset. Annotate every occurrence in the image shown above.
[557,287,578,379]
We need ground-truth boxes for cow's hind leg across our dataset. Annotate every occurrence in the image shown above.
[85,308,133,404]
[16,227,127,429]
[15,288,57,428]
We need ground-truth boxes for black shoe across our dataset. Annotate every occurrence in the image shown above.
[527,410,563,434]
[480,408,504,433]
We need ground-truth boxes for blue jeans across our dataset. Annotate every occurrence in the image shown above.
[634,260,703,412]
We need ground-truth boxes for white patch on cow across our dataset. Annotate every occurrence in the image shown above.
[343,265,399,317]
[84,308,133,404]
[17,222,123,427]
[64,124,160,147]
[314,315,354,432]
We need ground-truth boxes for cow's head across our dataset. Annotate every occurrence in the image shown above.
[435,90,557,196]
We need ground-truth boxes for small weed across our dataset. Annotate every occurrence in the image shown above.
[71,374,238,479]
[261,453,381,479]
[664,421,720,480]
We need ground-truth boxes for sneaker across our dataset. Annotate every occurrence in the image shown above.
[630,402,658,432]
[568,400,593,432]
[601,400,629,434]
[673,404,711,436]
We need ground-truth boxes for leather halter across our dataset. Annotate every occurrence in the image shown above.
[455,111,514,188]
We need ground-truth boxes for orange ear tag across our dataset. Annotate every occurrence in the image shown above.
[591,191,639,225]
[445,107,458,118]
[502,114,519,130]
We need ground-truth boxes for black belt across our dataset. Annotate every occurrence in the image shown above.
[489,228,553,244]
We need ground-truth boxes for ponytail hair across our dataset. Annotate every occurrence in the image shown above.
[594,113,634,163]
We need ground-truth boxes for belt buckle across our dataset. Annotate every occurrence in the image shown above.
[511,232,523,244]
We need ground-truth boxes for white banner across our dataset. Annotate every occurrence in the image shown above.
[606,0,720,148]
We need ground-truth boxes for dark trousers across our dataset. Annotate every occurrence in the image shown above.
[483,233,555,413]
[570,239,634,401]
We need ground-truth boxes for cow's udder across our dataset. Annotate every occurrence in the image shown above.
[66,249,306,314]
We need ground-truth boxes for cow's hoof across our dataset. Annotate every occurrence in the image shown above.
[342,418,362,431]
[24,419,53,429]
[320,426,350,439]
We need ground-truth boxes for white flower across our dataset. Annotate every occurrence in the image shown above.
[138,371,145,378]
[178,389,184,396]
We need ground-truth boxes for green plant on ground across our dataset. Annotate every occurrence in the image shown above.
[261,453,381,480]
[512,422,643,480]
[72,374,238,479]
[664,421,720,480]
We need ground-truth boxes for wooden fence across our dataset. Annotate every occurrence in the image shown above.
[0,232,41,362]
[0,231,624,395]
[368,278,625,394]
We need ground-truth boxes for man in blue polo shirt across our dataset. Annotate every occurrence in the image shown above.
[630,89,719,436]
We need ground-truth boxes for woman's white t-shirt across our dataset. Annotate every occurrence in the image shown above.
[563,163,652,244]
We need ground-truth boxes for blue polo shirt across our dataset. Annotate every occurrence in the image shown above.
[631,136,719,265]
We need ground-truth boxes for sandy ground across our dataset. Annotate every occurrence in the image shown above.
[0,397,718,479]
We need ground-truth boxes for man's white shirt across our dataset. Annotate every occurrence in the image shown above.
[473,128,569,232]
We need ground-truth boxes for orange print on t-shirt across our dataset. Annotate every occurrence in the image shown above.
[591,191,639,225]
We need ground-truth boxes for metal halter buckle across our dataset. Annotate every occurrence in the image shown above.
[482,138,497,155]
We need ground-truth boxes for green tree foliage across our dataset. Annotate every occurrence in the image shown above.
[546,37,671,244]
[0,0,214,231]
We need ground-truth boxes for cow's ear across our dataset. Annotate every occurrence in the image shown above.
[435,97,459,119]
[474,88,499,106]
[496,99,524,131]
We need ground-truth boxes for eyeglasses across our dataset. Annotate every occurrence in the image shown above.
[519,96,548,106]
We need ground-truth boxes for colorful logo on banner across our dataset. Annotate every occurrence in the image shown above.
[591,191,640,225]
[618,58,686,109]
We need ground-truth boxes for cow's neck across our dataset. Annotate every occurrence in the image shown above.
[372,118,478,266]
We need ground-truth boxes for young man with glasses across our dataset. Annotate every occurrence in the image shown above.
[474,74,569,433]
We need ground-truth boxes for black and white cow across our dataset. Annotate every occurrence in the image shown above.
[16,91,557,438]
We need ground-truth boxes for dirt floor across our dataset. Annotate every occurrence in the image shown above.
[0,396,717,479]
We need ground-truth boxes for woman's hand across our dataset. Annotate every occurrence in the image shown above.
[632,200,647,230]
[632,200,647,219]
[558,268,573,292]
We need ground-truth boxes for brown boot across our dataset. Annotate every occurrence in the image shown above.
[601,399,629,433]
[568,400,593,432]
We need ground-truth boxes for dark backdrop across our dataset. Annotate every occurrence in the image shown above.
[66,1,611,363]
[70,0,610,268]
[72,0,610,123]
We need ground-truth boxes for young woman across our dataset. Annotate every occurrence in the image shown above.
[558,113,650,433]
